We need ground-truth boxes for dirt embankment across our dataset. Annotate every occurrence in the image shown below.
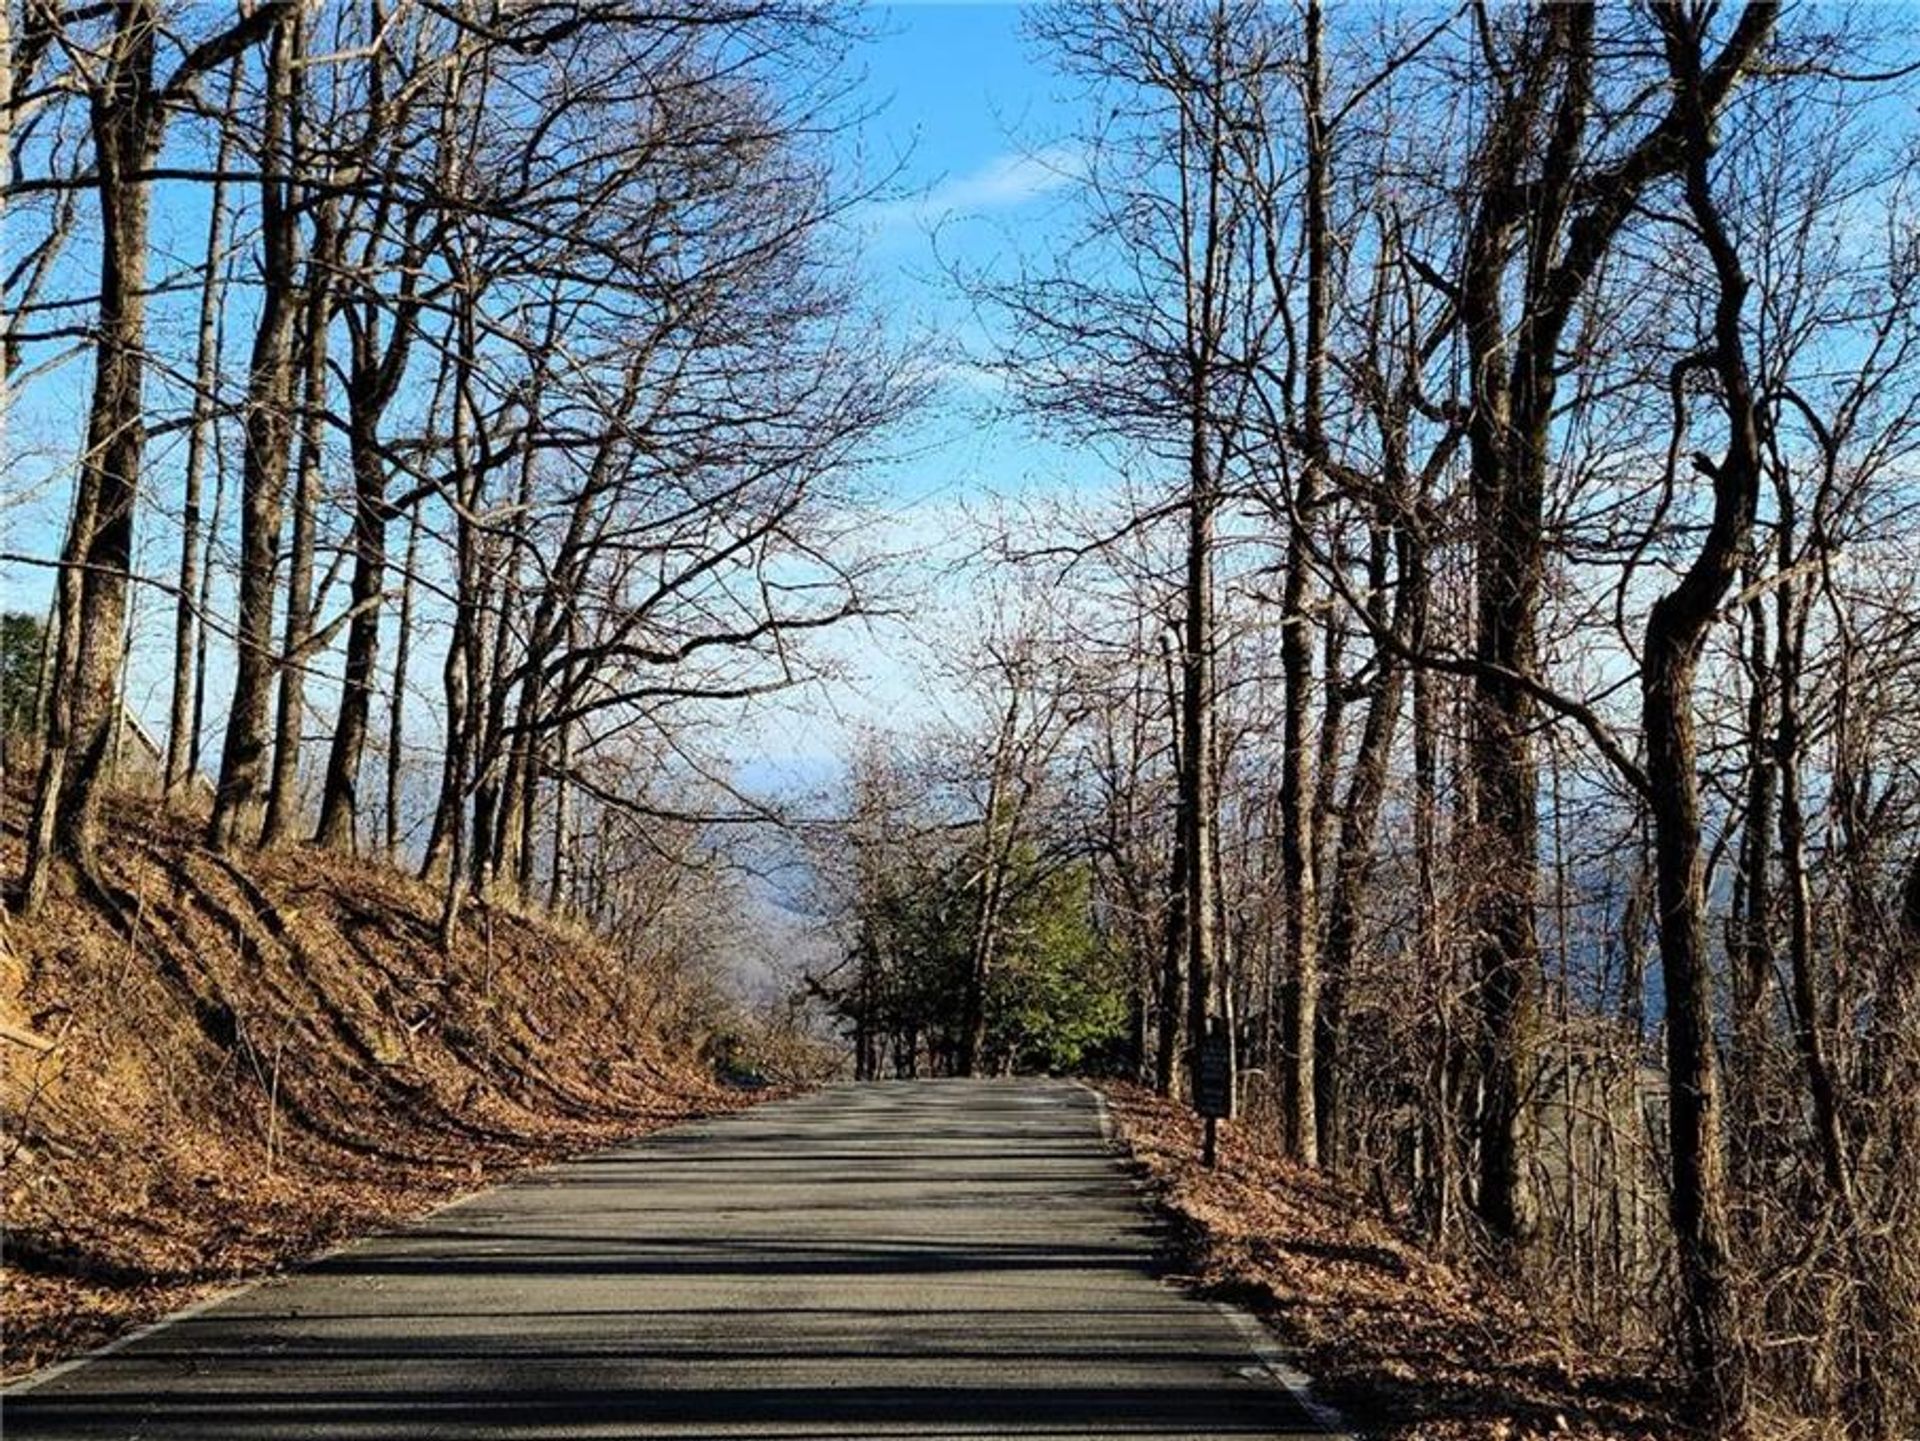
[0,789,746,1379]
[1099,1083,1687,1441]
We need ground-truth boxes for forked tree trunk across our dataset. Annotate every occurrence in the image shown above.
[1638,13,1776,1417]
[20,2,160,912]
[312,396,387,853]
[22,2,278,899]
[1450,0,1776,1251]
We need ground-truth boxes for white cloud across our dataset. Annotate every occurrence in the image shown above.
[865,145,1083,235]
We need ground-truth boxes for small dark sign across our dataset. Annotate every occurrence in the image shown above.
[1194,1031,1232,1119]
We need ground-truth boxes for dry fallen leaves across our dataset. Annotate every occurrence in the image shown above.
[1097,1083,1692,1441]
[0,788,754,1381]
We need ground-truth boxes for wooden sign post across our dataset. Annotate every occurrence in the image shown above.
[1193,1019,1232,1168]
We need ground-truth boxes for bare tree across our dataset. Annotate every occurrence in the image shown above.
[162,58,240,805]
[1634,8,1774,1418]
[208,5,307,853]
[20,2,281,907]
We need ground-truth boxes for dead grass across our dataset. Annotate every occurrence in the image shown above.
[0,787,753,1380]
[1097,1082,1693,1441]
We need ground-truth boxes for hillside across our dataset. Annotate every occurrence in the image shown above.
[0,787,747,1379]
[1099,1085,1685,1441]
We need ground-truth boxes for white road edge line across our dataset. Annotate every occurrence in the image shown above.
[1083,1079,1116,1143]
[1213,1300,1355,1437]
[3,1103,758,1397]
[4,1161,529,1398]
[1074,1080,1355,1439]
[2,1277,259,1398]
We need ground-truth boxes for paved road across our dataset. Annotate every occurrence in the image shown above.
[4,1079,1336,1438]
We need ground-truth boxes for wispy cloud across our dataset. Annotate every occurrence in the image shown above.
[900,356,1008,397]
[865,145,1084,236]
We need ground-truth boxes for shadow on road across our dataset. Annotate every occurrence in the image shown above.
[4,1081,1336,1440]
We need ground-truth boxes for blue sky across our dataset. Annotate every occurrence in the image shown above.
[843,2,1093,500]
[729,4,1125,790]
[856,4,1079,279]
[0,6,1122,809]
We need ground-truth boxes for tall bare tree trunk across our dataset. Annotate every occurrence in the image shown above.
[190,409,231,787]
[1727,571,1776,1176]
[1455,6,1564,1246]
[21,0,277,899]
[1278,0,1329,1164]
[547,705,573,912]
[1774,545,1855,1213]
[1639,14,1774,1416]
[209,9,304,853]
[312,403,382,852]
[1176,9,1235,1101]
[1407,528,1455,1240]
[20,2,160,912]
[1155,631,1188,1096]
[960,689,1020,1077]
[1448,0,1775,1260]
[315,300,417,849]
[1317,515,1410,1169]
[431,285,482,948]
[164,62,239,806]
[383,505,421,859]
[1181,400,1219,1090]
[311,18,426,852]
[263,201,336,846]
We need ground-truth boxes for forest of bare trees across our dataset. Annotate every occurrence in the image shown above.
[3,1,911,940]
[6,1,1920,1437]
[809,4,1920,1436]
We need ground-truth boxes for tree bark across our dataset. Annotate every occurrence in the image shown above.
[1276,0,1332,1165]
[164,61,240,806]
[209,9,304,853]
[383,506,421,859]
[547,703,573,911]
[1774,555,1855,1213]
[20,2,161,911]
[1452,4,1579,1246]
[1177,11,1232,1103]
[1181,408,1219,1094]
[1727,572,1776,1175]
[1637,10,1778,1417]
[1317,518,1410,1169]
[263,195,336,846]
[315,299,417,851]
[1449,0,1775,1249]
[1155,632,1188,1097]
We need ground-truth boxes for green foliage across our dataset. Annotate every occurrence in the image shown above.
[0,611,47,739]
[840,832,1130,1076]
[985,858,1127,1073]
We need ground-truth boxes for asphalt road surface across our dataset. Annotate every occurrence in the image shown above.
[4,1079,1339,1439]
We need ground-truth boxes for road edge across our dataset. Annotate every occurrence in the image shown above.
[0,1165,507,1399]
[1,1096,779,1398]
[1074,1078,1356,1440]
